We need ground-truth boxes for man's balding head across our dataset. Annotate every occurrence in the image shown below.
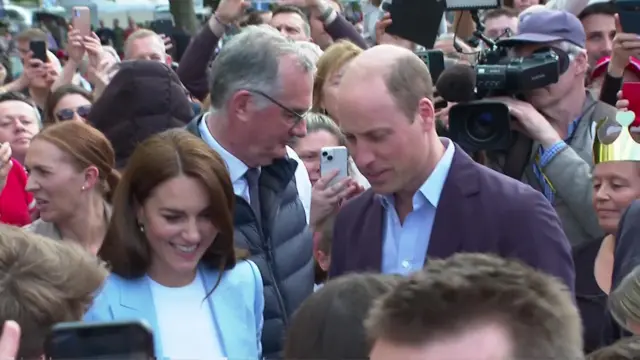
[333,45,438,196]
[341,45,434,120]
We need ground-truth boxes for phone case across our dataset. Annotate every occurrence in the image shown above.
[320,146,349,187]
[72,7,91,36]
[622,82,640,117]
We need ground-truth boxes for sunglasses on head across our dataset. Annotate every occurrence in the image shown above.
[55,105,92,121]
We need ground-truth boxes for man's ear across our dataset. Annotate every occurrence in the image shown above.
[575,51,589,77]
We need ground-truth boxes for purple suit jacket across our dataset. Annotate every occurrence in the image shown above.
[329,145,575,294]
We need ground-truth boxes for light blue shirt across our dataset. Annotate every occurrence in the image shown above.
[381,140,455,275]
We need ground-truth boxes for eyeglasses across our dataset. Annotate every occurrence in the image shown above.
[55,105,92,121]
[248,90,309,124]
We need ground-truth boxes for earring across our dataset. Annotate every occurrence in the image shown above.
[81,186,86,191]
[138,222,145,233]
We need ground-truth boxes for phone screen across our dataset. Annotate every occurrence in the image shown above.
[45,321,154,360]
[622,82,640,116]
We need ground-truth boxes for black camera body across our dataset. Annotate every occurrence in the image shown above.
[450,50,560,152]
[448,12,561,152]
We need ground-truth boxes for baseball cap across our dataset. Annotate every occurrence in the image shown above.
[590,56,640,80]
[497,9,586,48]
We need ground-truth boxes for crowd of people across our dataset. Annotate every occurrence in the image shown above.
[1,0,640,358]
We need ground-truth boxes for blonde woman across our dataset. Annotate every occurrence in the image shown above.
[313,40,362,118]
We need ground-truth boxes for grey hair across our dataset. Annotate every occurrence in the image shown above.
[555,41,586,60]
[296,40,323,64]
[208,25,315,112]
[290,112,345,148]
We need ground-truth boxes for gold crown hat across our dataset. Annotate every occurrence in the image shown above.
[593,110,640,164]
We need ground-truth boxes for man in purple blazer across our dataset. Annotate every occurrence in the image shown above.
[330,45,575,294]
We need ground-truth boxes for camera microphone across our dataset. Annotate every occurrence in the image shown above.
[435,64,477,103]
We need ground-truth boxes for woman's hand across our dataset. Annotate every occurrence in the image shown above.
[88,56,117,99]
[66,28,85,63]
[616,90,630,111]
[310,170,359,228]
[84,33,104,69]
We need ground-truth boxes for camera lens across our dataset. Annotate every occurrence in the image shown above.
[327,155,334,161]
[465,112,499,143]
[322,151,328,157]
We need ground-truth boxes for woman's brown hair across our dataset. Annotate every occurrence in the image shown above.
[33,121,119,202]
[43,84,93,125]
[313,40,362,114]
[284,273,402,359]
[98,129,241,282]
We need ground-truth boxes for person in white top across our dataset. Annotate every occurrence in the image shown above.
[85,129,264,360]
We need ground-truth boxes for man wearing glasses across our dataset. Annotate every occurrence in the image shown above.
[186,26,315,358]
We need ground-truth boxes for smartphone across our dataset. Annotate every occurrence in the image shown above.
[379,0,446,49]
[44,320,154,360]
[320,146,349,187]
[150,19,174,37]
[72,6,91,37]
[416,50,445,84]
[622,82,640,117]
[615,0,640,35]
[29,40,47,62]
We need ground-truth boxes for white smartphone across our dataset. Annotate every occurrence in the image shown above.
[320,146,349,187]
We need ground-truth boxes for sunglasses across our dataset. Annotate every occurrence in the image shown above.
[55,105,92,121]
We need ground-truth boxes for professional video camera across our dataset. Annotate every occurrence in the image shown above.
[438,0,562,151]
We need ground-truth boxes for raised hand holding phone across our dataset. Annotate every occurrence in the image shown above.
[609,14,640,77]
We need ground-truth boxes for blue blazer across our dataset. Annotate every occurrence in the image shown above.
[85,260,264,360]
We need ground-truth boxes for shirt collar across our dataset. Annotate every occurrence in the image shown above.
[381,139,455,209]
[198,113,249,183]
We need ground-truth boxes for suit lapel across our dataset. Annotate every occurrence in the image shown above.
[201,268,240,356]
[356,192,384,271]
[116,277,164,357]
[428,145,480,259]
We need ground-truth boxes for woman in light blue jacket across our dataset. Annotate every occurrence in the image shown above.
[85,129,263,360]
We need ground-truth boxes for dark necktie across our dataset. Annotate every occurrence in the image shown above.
[245,168,261,224]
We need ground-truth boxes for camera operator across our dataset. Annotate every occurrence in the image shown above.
[491,9,617,249]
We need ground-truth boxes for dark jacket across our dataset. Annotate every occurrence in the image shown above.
[329,142,576,295]
[88,60,194,168]
[186,115,313,358]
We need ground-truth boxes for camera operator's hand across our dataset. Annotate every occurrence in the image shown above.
[494,97,561,148]
[609,15,640,77]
